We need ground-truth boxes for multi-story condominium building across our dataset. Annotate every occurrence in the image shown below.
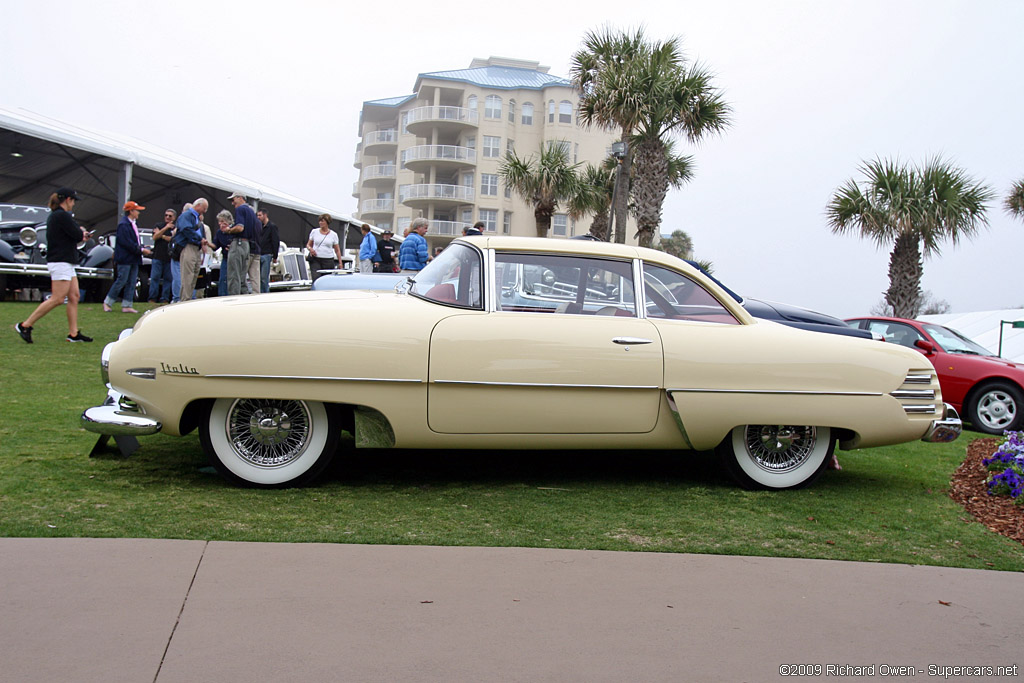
[352,56,635,248]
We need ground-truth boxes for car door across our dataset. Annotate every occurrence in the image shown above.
[427,253,664,434]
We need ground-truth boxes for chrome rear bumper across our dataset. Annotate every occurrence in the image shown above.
[921,404,961,443]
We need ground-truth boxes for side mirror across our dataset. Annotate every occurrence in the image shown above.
[914,339,936,355]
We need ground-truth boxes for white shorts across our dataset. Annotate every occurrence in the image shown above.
[47,262,77,281]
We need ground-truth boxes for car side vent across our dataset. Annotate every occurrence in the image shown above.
[892,371,940,414]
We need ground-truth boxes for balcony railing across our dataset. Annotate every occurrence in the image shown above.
[364,129,397,145]
[401,145,477,166]
[399,184,475,203]
[362,164,397,180]
[405,106,478,127]
[427,220,474,236]
[361,198,395,213]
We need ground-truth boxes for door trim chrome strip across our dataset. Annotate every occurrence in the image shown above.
[668,388,883,397]
[205,374,423,383]
[434,379,658,389]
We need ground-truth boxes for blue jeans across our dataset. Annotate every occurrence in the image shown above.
[148,259,171,302]
[104,263,138,308]
[260,254,273,293]
[170,259,181,303]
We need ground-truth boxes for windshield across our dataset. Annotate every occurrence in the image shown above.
[408,242,482,308]
[923,323,995,356]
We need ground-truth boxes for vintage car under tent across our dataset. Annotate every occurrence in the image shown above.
[0,106,387,271]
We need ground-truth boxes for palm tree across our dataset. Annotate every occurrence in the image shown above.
[654,229,693,259]
[571,27,648,243]
[628,49,729,248]
[568,159,617,240]
[1006,178,1024,221]
[826,157,993,318]
[499,141,582,237]
[571,27,730,247]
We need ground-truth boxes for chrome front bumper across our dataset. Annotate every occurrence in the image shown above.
[921,403,961,443]
[81,388,161,437]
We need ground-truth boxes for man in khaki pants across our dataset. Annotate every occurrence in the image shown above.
[173,198,208,302]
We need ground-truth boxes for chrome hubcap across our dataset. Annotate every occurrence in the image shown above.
[227,399,311,468]
[978,391,1015,429]
[745,425,816,473]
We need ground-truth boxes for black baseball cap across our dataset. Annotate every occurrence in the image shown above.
[55,187,80,201]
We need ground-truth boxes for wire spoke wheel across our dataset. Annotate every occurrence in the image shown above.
[227,399,311,468]
[744,425,817,473]
[201,398,339,487]
[718,424,834,490]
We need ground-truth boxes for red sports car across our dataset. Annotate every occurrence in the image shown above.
[845,316,1024,434]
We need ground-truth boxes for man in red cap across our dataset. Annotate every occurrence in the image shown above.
[103,200,151,313]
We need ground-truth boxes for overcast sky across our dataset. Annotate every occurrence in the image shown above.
[3,0,1021,318]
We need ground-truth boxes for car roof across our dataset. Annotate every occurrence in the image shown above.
[847,315,924,325]
[453,236,697,272]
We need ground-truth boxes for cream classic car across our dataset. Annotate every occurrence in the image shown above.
[81,237,961,489]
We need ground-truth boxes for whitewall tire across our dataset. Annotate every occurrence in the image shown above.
[717,425,834,490]
[200,398,339,487]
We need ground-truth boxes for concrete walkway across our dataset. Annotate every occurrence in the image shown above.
[0,538,1021,682]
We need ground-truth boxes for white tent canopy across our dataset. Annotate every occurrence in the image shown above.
[0,106,380,249]
[920,310,1024,362]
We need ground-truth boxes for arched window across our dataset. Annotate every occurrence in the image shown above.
[466,95,477,112]
[521,102,533,125]
[559,100,573,124]
[485,95,502,119]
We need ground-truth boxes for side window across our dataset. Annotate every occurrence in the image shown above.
[642,264,739,325]
[409,243,482,309]
[868,322,923,348]
[495,253,635,316]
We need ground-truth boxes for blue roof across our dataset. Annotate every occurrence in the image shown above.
[364,94,416,108]
[417,66,570,91]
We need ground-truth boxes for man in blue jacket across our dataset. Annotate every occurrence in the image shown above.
[171,198,208,302]
[103,201,151,313]
[399,218,430,274]
[358,224,378,274]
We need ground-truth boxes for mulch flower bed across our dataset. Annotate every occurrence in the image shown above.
[949,438,1024,546]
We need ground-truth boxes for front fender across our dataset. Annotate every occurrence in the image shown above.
[0,240,15,263]
[82,244,114,268]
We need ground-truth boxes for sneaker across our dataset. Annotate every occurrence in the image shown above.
[67,331,93,343]
[14,322,32,344]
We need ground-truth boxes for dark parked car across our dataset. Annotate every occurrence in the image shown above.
[743,297,875,339]
[0,203,113,300]
[846,316,1024,434]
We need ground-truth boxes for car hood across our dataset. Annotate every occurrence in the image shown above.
[959,353,1024,370]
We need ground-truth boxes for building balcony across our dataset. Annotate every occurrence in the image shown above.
[401,145,477,172]
[405,106,478,136]
[360,198,395,215]
[428,220,473,236]
[399,184,475,207]
[363,129,398,153]
[361,164,397,186]
[352,182,359,198]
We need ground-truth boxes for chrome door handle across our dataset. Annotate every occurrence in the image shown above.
[613,337,653,345]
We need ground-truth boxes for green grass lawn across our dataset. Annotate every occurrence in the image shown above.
[2,301,1022,570]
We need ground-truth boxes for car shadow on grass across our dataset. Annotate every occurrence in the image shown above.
[329,447,732,490]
